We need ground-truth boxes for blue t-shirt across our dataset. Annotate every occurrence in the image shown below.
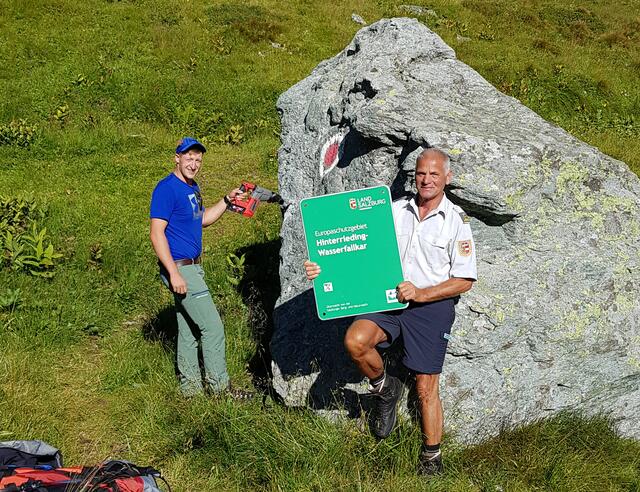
[150,173,204,260]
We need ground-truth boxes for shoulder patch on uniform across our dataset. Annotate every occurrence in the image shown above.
[457,240,472,257]
[458,211,471,224]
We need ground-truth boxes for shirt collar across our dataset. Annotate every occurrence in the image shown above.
[405,193,450,220]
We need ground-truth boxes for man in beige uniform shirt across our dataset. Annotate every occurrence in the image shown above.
[306,148,477,476]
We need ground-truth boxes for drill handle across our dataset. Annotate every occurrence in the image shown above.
[240,182,256,194]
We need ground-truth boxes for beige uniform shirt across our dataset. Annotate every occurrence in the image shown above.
[393,194,477,289]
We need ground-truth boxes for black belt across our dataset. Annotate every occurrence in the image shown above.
[174,257,201,267]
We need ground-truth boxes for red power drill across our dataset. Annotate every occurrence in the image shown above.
[227,182,284,217]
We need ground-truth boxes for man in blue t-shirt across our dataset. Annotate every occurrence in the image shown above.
[150,137,246,397]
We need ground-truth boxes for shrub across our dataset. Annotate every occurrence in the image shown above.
[0,119,38,148]
[0,196,44,234]
[0,196,63,277]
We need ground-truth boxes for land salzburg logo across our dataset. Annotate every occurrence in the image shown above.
[348,195,386,211]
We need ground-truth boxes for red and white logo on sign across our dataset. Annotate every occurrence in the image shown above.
[349,198,357,210]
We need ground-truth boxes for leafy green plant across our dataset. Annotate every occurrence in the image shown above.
[0,197,62,277]
[2,224,62,277]
[88,242,104,268]
[19,223,63,277]
[171,105,224,138]
[0,196,44,234]
[226,252,246,286]
[253,117,279,137]
[211,36,230,55]
[219,124,244,145]
[0,288,22,312]
[479,29,496,41]
[0,119,38,148]
[52,104,70,127]
[3,230,27,270]
[72,73,91,87]
[434,16,469,35]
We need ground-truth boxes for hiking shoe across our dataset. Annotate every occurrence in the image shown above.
[209,384,254,401]
[225,385,255,401]
[417,452,444,477]
[371,375,403,439]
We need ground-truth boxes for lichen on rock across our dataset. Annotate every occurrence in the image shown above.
[272,17,640,443]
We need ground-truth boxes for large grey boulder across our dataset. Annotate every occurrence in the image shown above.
[271,18,640,442]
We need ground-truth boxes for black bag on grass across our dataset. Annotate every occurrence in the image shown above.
[0,441,62,469]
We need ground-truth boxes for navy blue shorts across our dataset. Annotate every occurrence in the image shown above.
[355,298,456,374]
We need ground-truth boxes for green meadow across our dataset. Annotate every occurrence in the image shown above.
[1,0,639,490]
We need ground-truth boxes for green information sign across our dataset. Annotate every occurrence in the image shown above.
[301,185,407,320]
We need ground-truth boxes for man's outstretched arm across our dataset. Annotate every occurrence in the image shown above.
[202,187,246,227]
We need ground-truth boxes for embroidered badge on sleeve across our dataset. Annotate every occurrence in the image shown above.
[457,240,472,257]
[458,211,471,224]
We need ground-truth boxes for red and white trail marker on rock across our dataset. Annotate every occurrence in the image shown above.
[319,127,348,179]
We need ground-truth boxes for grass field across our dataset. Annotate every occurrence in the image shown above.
[1,0,639,490]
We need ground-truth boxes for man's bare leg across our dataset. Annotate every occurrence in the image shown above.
[415,373,444,475]
[343,319,389,379]
[415,373,442,444]
[345,319,403,439]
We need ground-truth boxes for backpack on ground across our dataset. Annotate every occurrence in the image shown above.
[0,441,170,492]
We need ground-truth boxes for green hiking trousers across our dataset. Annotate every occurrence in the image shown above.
[161,264,229,396]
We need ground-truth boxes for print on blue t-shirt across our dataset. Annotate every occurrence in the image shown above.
[150,174,204,260]
[188,191,203,219]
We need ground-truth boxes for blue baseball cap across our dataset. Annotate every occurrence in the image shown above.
[175,137,206,154]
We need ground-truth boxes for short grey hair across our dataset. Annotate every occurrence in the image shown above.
[417,147,450,173]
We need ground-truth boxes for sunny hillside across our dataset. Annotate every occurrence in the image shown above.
[1,1,639,490]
